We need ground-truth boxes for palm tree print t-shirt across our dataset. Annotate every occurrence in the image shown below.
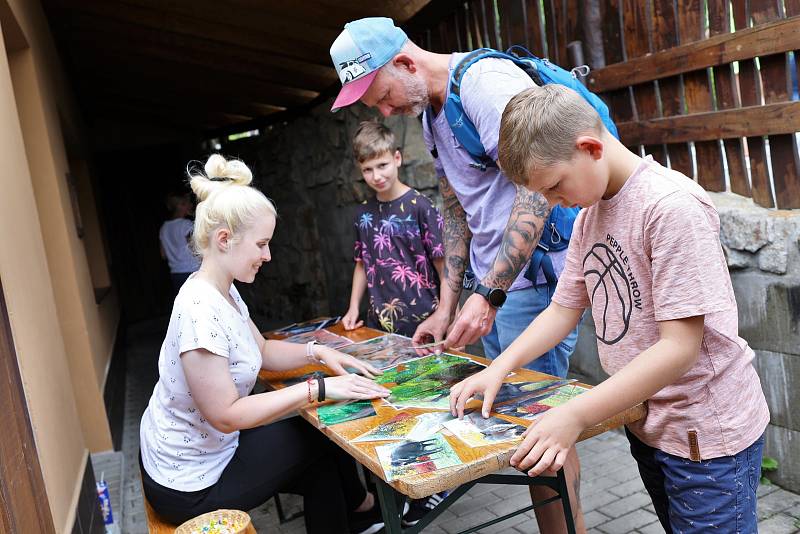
[354,189,444,337]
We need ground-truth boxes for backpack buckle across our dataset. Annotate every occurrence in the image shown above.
[570,65,591,79]
[550,223,562,244]
[468,162,488,171]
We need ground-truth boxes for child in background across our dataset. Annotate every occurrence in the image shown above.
[341,121,447,526]
[141,155,390,534]
[343,121,445,338]
[451,85,769,533]
[159,193,201,293]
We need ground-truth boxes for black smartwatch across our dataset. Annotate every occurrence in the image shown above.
[463,272,507,308]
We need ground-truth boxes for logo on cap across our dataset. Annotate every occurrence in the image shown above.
[339,53,373,83]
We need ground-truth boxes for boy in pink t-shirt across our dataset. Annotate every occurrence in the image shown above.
[450,85,769,532]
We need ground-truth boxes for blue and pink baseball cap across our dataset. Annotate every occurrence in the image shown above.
[329,17,408,111]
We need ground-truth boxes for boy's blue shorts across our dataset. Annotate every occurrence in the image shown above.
[625,427,764,534]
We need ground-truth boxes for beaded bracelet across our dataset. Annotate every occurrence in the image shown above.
[306,377,315,404]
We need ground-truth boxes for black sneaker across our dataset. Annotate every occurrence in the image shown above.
[402,491,448,527]
[349,501,384,534]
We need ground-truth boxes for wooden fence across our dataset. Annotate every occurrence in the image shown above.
[409,0,800,209]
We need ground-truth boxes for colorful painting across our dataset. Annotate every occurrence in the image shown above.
[376,353,486,409]
[376,433,463,481]
[353,411,454,443]
[317,400,377,426]
[487,379,577,405]
[494,384,589,420]
[443,413,526,448]
[283,329,353,350]
[274,316,341,336]
[337,334,422,370]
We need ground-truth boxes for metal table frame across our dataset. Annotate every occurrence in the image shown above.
[373,469,576,534]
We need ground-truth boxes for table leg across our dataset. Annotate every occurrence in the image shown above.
[555,468,576,534]
[373,475,405,534]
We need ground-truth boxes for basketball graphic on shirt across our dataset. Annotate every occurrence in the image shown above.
[583,243,632,344]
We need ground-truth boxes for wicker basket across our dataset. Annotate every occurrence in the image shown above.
[175,509,251,534]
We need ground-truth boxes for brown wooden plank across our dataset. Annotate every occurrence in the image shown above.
[731,2,773,207]
[587,16,800,91]
[751,0,800,208]
[0,279,56,534]
[542,0,558,63]
[455,5,467,51]
[650,0,693,177]
[678,0,724,190]
[524,0,545,56]
[498,0,527,48]
[261,323,646,499]
[599,0,633,124]
[707,0,751,196]
[623,0,666,164]
[616,101,800,145]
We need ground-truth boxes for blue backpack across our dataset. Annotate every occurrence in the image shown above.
[428,46,620,290]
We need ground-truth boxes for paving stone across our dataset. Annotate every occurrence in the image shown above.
[608,477,646,498]
[757,513,800,534]
[491,483,531,500]
[487,491,536,519]
[596,509,659,533]
[474,509,531,534]
[581,490,620,513]
[600,491,652,518]
[583,510,611,529]
[635,519,667,534]
[758,488,800,520]
[439,507,500,534]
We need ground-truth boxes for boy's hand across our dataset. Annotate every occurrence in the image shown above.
[510,406,583,477]
[342,307,363,331]
[412,309,451,355]
[446,294,497,349]
[449,366,506,418]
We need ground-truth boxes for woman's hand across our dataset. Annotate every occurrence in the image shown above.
[449,366,507,418]
[342,307,363,331]
[316,345,382,379]
[324,374,391,401]
[509,406,583,476]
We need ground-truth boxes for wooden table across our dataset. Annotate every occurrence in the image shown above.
[261,323,646,534]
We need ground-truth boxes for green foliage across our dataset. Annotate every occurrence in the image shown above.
[761,456,778,485]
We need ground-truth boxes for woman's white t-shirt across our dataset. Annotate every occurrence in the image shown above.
[140,275,262,491]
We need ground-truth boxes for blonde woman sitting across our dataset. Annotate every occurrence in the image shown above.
[139,155,390,534]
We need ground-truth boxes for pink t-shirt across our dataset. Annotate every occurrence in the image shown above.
[553,156,769,460]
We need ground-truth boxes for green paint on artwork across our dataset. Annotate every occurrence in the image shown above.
[317,400,377,426]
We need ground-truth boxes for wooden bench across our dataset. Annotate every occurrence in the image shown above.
[143,492,257,533]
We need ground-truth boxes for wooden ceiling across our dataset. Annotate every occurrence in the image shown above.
[41,0,437,132]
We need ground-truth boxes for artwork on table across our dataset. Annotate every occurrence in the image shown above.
[317,400,377,426]
[485,378,577,405]
[274,316,341,336]
[443,413,526,448]
[376,433,463,481]
[283,328,353,350]
[494,384,588,420]
[353,411,454,443]
[337,334,422,370]
[376,353,486,410]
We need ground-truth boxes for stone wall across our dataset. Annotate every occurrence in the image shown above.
[570,192,800,492]
[223,99,439,329]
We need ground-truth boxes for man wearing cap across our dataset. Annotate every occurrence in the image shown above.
[329,18,584,534]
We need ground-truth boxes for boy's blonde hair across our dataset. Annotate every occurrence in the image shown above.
[498,84,604,185]
[188,154,277,255]
[352,121,397,163]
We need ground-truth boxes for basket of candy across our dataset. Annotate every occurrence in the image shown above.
[175,509,251,534]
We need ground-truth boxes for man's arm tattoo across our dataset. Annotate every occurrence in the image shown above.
[441,177,471,293]
[483,185,550,289]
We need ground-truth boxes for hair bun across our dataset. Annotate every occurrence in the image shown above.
[189,154,253,202]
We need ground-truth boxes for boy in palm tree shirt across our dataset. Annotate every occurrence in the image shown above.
[343,121,445,338]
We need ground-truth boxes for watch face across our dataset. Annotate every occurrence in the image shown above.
[488,289,507,307]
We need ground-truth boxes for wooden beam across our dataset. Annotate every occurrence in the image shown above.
[50,0,333,64]
[617,101,800,146]
[588,16,800,92]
